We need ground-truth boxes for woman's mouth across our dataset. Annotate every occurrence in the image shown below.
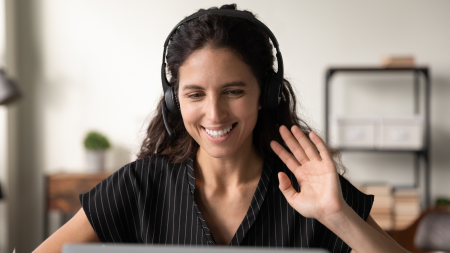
[201,123,237,142]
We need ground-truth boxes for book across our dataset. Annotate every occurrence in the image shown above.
[363,184,393,196]
[394,188,419,197]
[381,56,415,68]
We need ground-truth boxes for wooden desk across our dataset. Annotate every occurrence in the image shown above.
[44,172,112,238]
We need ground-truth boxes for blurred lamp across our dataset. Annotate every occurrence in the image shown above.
[0,69,21,105]
[0,181,3,200]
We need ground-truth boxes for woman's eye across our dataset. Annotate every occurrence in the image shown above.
[187,93,202,99]
[187,90,243,99]
[226,90,243,95]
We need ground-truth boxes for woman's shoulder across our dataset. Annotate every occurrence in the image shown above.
[117,154,186,174]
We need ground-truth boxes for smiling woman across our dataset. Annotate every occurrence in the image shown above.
[34,3,409,253]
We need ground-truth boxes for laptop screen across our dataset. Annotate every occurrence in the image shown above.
[63,244,330,253]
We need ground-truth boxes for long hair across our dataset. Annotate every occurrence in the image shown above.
[136,3,347,175]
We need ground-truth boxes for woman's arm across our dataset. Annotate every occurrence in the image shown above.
[348,215,405,253]
[325,208,408,253]
[33,207,100,253]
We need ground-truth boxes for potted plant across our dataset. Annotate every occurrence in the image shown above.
[83,131,111,172]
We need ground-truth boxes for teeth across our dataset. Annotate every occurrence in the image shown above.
[205,125,233,138]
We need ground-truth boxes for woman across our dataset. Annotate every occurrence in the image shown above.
[35,4,409,253]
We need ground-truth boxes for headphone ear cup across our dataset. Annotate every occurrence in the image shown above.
[263,71,279,110]
[164,86,180,116]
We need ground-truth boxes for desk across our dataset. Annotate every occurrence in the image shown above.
[44,172,112,239]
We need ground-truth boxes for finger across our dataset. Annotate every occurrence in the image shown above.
[291,125,321,161]
[270,140,301,174]
[278,172,298,204]
[279,125,309,165]
[309,131,332,161]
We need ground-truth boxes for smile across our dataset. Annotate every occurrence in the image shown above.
[201,123,238,141]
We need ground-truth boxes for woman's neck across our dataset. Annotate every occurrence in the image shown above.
[194,142,264,190]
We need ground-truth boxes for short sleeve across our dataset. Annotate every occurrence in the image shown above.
[79,156,155,243]
[312,174,374,253]
[338,175,374,222]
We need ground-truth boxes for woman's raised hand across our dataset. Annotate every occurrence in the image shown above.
[270,125,347,222]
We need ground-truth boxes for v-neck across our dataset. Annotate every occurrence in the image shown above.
[184,155,274,246]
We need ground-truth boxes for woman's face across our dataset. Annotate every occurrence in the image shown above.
[178,47,261,158]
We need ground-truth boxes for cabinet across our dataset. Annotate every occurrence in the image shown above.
[44,172,112,239]
[324,66,431,207]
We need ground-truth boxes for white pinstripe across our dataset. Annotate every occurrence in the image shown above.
[92,189,106,240]
[129,162,143,242]
[123,164,140,242]
[362,190,366,221]
[257,185,265,201]
[261,199,264,246]
[136,159,144,231]
[236,225,240,246]
[252,195,261,210]
[190,204,194,246]
[87,191,98,235]
[288,170,297,248]
[140,157,152,241]
[249,202,256,222]
[99,181,115,242]
[159,162,173,243]
[319,225,328,248]
[106,175,122,242]
[151,159,165,243]
[180,164,186,244]
[196,205,198,245]
[145,156,158,243]
[171,166,182,243]
[109,174,125,238]
[117,167,131,241]
[278,163,284,247]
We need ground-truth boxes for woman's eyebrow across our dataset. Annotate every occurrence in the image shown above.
[182,81,247,91]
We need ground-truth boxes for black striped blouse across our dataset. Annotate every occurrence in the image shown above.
[79,154,374,253]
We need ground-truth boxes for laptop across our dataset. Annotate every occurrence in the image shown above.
[63,244,330,253]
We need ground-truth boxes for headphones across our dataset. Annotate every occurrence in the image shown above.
[161,9,284,137]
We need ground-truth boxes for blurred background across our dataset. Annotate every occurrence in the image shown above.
[0,0,449,252]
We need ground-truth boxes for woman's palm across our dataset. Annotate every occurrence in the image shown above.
[270,125,345,221]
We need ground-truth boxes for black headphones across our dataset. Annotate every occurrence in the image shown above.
[161,9,284,137]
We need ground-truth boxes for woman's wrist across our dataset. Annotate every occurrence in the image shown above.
[318,200,353,233]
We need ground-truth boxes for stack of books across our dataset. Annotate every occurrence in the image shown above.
[393,189,421,230]
[381,56,415,68]
[356,183,394,230]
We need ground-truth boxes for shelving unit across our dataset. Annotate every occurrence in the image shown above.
[324,66,431,207]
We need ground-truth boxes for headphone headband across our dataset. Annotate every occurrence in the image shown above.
[163,9,279,49]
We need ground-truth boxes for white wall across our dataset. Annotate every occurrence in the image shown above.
[5,0,450,251]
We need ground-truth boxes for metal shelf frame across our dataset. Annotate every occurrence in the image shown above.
[324,66,431,207]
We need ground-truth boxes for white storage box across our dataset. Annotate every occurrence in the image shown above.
[330,115,424,150]
[330,116,379,149]
[379,116,424,150]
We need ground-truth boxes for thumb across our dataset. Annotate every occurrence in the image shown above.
[278,172,298,204]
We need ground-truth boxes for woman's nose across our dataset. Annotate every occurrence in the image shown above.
[206,95,227,122]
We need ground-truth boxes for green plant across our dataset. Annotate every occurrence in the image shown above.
[84,131,111,150]
[436,197,450,206]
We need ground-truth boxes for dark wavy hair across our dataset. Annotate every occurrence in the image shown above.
[136,3,346,175]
